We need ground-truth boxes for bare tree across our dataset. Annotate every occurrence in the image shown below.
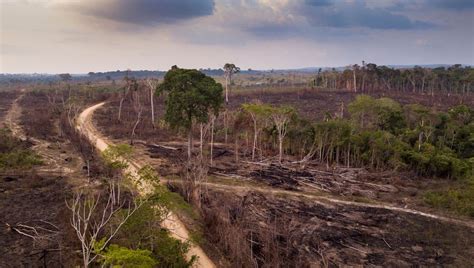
[118,70,132,121]
[145,78,159,128]
[199,122,210,160]
[182,159,208,208]
[130,83,143,145]
[270,106,295,164]
[209,114,216,166]
[66,183,143,268]
[242,101,271,161]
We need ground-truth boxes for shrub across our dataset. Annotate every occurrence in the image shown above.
[424,179,474,217]
[95,243,157,268]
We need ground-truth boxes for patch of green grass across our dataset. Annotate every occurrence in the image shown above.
[0,128,42,170]
[424,178,474,218]
[0,150,43,170]
[159,189,200,221]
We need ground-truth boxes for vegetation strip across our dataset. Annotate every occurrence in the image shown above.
[76,102,216,268]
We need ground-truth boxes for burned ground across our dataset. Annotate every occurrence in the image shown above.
[198,189,474,267]
[0,89,106,267]
[0,91,19,124]
[0,172,78,267]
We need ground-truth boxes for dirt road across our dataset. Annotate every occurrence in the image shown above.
[76,102,216,268]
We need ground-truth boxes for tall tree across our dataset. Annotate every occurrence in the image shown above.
[352,64,359,92]
[158,66,224,159]
[242,101,272,161]
[59,73,72,82]
[270,106,295,163]
[223,63,240,104]
[146,78,159,127]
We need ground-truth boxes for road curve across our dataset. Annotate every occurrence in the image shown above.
[76,102,216,268]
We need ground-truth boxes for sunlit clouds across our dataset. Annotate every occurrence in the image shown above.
[1,0,473,73]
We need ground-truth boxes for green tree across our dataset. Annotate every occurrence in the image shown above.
[58,73,72,82]
[158,66,224,159]
[242,101,272,160]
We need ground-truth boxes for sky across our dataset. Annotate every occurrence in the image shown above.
[1,0,473,73]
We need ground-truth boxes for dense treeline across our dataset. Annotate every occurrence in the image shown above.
[230,95,473,180]
[312,64,474,95]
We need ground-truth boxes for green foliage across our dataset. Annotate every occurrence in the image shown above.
[114,197,196,267]
[302,98,474,180]
[94,242,157,268]
[0,150,43,170]
[158,67,224,132]
[424,178,474,217]
[242,102,273,119]
[286,117,315,155]
[0,128,42,170]
[348,95,405,132]
[102,144,133,169]
[136,165,160,188]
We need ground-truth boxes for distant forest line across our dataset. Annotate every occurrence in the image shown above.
[1,64,473,95]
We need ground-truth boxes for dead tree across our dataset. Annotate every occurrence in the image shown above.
[118,72,133,122]
[242,101,271,161]
[130,83,143,145]
[209,115,216,166]
[183,159,208,208]
[66,183,143,268]
[146,78,159,128]
[199,121,211,160]
[271,106,294,164]
[5,220,60,243]
[118,84,131,122]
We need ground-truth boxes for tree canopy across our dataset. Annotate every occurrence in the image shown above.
[158,67,224,131]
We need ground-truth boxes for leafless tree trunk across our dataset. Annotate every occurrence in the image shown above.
[130,88,143,145]
[188,128,193,160]
[66,183,143,268]
[210,115,216,166]
[183,159,208,208]
[199,123,210,160]
[272,113,291,164]
[251,113,258,161]
[146,79,158,128]
[353,68,357,92]
[225,75,230,104]
[224,110,228,144]
[118,84,131,121]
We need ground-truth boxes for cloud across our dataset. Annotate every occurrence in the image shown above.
[428,0,474,10]
[302,1,435,30]
[304,0,332,7]
[69,0,215,26]
[214,0,435,41]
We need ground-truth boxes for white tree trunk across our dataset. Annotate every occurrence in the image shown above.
[150,87,155,127]
[210,117,215,166]
[188,128,193,160]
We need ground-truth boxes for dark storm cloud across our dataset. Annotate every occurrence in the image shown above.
[304,3,435,30]
[77,0,215,26]
[304,0,332,7]
[428,0,474,10]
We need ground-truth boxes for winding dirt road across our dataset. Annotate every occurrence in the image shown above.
[76,102,216,268]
